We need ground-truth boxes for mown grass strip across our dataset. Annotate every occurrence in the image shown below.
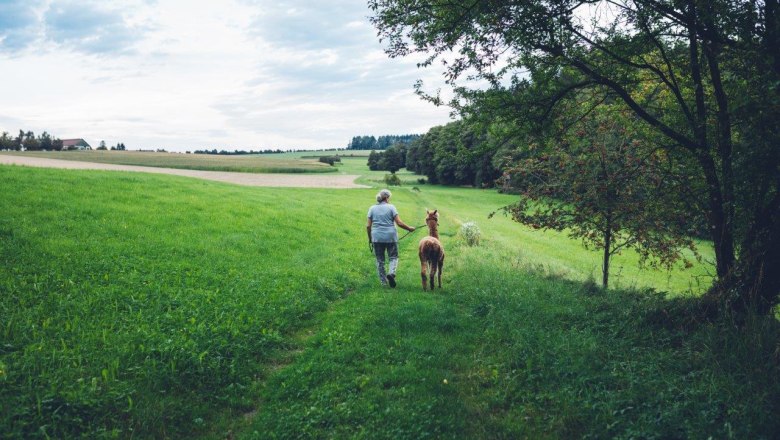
[241,240,779,439]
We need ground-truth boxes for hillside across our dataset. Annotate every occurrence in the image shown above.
[0,164,776,439]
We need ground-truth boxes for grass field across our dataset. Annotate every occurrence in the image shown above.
[0,150,337,173]
[1,162,777,439]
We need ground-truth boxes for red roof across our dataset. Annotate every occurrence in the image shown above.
[61,139,90,147]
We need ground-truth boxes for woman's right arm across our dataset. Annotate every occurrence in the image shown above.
[394,215,415,232]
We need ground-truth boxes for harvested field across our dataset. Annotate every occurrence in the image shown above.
[0,150,335,173]
[0,154,368,188]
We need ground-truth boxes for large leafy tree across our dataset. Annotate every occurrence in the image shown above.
[370,0,780,314]
[501,105,698,288]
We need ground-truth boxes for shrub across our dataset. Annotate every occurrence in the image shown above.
[384,173,401,186]
[459,221,481,246]
[318,156,340,166]
[417,178,427,184]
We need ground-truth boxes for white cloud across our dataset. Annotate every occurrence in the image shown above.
[0,0,453,151]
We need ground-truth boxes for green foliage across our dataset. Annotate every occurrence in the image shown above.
[0,129,64,151]
[405,120,501,187]
[369,0,780,311]
[347,134,420,150]
[367,144,407,172]
[383,173,402,186]
[0,131,17,150]
[503,106,699,288]
[318,155,341,166]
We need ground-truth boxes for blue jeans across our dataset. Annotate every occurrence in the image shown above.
[373,242,398,285]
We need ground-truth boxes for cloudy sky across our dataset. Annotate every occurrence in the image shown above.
[0,0,454,151]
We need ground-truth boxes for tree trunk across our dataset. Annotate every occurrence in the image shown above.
[686,6,736,279]
[713,193,780,314]
[602,222,612,289]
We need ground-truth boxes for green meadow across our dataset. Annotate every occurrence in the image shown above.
[0,160,777,439]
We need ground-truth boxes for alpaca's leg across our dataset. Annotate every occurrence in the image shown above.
[429,260,437,290]
[420,259,428,290]
[437,256,444,288]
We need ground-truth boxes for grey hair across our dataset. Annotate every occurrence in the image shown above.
[376,189,392,203]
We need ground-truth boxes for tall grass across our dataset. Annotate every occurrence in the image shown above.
[0,166,372,438]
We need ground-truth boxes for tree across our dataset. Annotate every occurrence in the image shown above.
[370,0,780,314]
[382,144,406,173]
[37,132,52,150]
[98,140,107,150]
[367,150,382,170]
[501,106,698,288]
[22,131,40,151]
[14,130,24,151]
[0,132,15,150]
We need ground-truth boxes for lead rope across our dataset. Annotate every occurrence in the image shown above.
[398,224,428,241]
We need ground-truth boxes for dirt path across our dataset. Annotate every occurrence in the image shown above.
[0,154,368,189]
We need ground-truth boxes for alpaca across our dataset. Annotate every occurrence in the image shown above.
[419,210,445,290]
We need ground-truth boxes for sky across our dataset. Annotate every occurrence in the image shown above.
[0,0,454,151]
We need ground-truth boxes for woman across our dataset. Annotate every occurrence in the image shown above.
[366,189,415,287]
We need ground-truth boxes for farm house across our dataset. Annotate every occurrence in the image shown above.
[61,139,91,150]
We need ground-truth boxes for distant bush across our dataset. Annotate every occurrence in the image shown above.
[319,156,341,166]
[459,221,481,246]
[417,178,427,184]
[384,173,402,186]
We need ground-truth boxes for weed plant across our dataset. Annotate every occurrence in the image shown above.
[458,221,481,246]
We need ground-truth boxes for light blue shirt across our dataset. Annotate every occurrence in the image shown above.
[368,202,399,242]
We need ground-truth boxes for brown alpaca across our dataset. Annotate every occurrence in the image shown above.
[419,210,445,290]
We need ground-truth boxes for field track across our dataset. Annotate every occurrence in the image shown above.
[0,154,368,188]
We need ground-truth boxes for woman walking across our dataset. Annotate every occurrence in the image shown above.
[366,189,415,287]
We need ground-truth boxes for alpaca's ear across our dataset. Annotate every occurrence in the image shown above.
[433,210,438,215]
[426,209,430,214]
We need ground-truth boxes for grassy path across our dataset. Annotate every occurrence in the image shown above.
[228,245,779,439]
[242,289,480,439]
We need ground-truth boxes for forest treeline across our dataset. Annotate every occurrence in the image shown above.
[193,149,290,155]
[346,134,420,150]
[367,120,502,187]
[1,130,63,151]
